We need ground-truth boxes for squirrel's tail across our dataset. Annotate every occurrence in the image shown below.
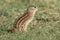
[7,27,16,33]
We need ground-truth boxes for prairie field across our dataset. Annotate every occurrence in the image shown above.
[0,0,60,40]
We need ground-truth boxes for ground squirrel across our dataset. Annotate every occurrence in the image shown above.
[8,5,38,32]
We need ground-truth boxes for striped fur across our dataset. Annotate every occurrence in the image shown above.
[8,6,38,32]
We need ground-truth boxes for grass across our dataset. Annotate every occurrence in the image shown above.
[0,0,60,40]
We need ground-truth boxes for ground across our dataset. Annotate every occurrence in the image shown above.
[0,0,60,40]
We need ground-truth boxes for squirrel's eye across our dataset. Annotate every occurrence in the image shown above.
[34,6,36,8]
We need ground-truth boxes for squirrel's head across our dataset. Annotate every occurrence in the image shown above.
[27,5,38,13]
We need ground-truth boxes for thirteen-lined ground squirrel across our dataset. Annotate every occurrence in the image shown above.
[8,5,38,32]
